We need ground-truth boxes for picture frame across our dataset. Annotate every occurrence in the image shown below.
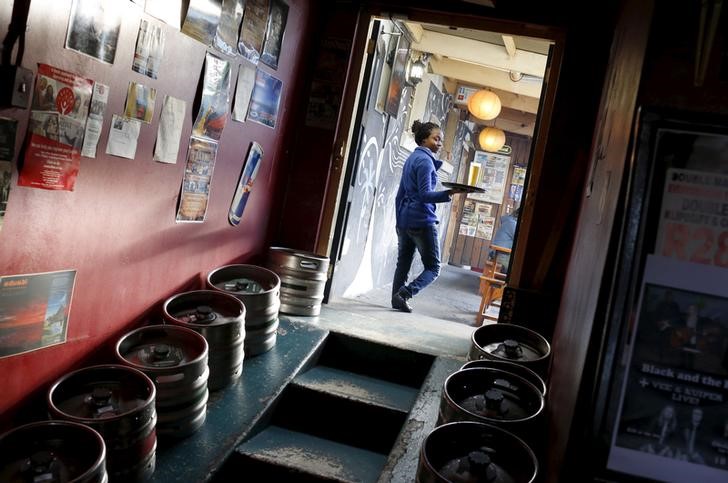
[591,108,728,482]
[384,33,409,118]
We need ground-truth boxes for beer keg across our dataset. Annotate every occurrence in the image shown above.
[267,247,329,316]
[206,264,280,356]
[116,324,209,439]
[468,323,551,378]
[47,365,157,482]
[460,359,547,398]
[162,290,245,391]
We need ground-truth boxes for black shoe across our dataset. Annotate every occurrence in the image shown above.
[391,293,413,313]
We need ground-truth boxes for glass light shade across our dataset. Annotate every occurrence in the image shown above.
[479,127,506,152]
[407,59,426,85]
[467,90,502,120]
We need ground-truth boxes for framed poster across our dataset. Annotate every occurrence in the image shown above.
[592,109,728,482]
[384,34,409,117]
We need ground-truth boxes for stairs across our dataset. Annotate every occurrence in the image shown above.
[216,333,434,482]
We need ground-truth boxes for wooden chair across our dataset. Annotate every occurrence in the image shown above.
[475,245,511,325]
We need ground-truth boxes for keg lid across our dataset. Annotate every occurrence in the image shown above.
[117,325,207,370]
[221,278,265,294]
[460,360,547,397]
[472,324,550,364]
[207,264,281,296]
[163,290,245,327]
[48,365,155,422]
[0,421,106,483]
[447,368,544,423]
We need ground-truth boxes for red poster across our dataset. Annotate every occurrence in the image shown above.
[19,64,93,191]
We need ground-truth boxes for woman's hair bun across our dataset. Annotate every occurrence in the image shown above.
[411,120,422,134]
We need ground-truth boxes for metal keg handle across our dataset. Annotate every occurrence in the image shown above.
[299,260,319,270]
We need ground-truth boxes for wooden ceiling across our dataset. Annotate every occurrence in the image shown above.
[404,21,552,136]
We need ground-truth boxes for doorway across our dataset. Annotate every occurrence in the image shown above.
[321,11,560,324]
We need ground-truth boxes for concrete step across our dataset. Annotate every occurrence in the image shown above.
[292,365,419,414]
[236,425,387,482]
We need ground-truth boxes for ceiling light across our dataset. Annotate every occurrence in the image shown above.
[467,89,501,120]
[406,58,427,86]
[479,126,506,152]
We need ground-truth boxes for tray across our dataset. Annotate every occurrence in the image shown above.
[442,182,485,194]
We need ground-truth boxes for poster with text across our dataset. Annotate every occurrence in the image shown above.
[182,0,222,45]
[106,115,141,159]
[65,0,122,64]
[655,168,728,267]
[176,138,218,222]
[124,82,157,124]
[154,96,186,163]
[468,150,510,204]
[247,69,282,128]
[0,270,76,359]
[193,53,231,141]
[607,256,728,482]
[229,142,263,225]
[213,0,244,56]
[260,0,288,69]
[20,64,92,191]
[238,0,269,63]
[232,61,256,122]
[133,19,165,79]
[81,82,109,158]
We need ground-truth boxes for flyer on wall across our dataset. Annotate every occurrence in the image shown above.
[133,19,165,79]
[81,82,109,158]
[468,150,510,204]
[607,255,728,482]
[106,114,141,159]
[176,137,218,222]
[19,64,93,191]
[0,270,77,359]
[154,96,187,163]
[229,142,263,225]
[260,0,289,69]
[124,82,157,124]
[247,69,282,128]
[232,61,256,122]
[65,0,123,64]
[238,0,269,63]
[213,0,244,56]
[192,53,231,141]
[655,167,728,267]
[181,0,223,45]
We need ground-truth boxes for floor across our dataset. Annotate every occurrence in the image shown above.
[339,264,486,328]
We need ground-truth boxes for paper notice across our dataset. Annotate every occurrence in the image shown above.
[81,82,109,158]
[154,96,186,163]
[133,19,165,80]
[106,115,141,159]
[232,61,256,122]
[124,82,156,124]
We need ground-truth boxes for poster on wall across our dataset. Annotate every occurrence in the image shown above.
[19,64,92,191]
[247,69,282,128]
[176,138,218,222]
[238,0,269,64]
[655,168,728,266]
[232,61,256,122]
[81,82,108,158]
[65,0,122,64]
[260,0,288,69]
[0,270,76,359]
[124,82,157,124]
[154,96,186,163]
[468,150,510,204]
[229,142,264,225]
[385,35,409,117]
[133,19,165,79]
[182,0,223,45]
[193,53,231,141]
[607,255,728,482]
[213,0,244,56]
[106,115,141,159]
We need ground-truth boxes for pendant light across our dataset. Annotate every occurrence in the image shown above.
[467,89,501,120]
[479,126,506,152]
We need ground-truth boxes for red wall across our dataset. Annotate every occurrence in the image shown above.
[0,0,314,419]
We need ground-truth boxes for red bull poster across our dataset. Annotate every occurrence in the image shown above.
[19,64,93,191]
[0,270,76,359]
[229,142,263,225]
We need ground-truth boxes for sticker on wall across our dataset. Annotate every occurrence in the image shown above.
[19,64,93,191]
[182,0,223,45]
[0,270,77,359]
[238,0,269,64]
[81,82,109,159]
[176,137,218,222]
[192,53,231,141]
[65,0,123,64]
[231,61,256,122]
[154,96,187,164]
[229,142,263,225]
[260,0,288,70]
[124,82,156,124]
[213,0,244,56]
[133,19,165,80]
[247,69,282,129]
[145,0,183,29]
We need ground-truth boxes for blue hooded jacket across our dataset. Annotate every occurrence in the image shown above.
[395,147,452,228]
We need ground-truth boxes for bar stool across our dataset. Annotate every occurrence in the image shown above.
[475,245,511,325]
